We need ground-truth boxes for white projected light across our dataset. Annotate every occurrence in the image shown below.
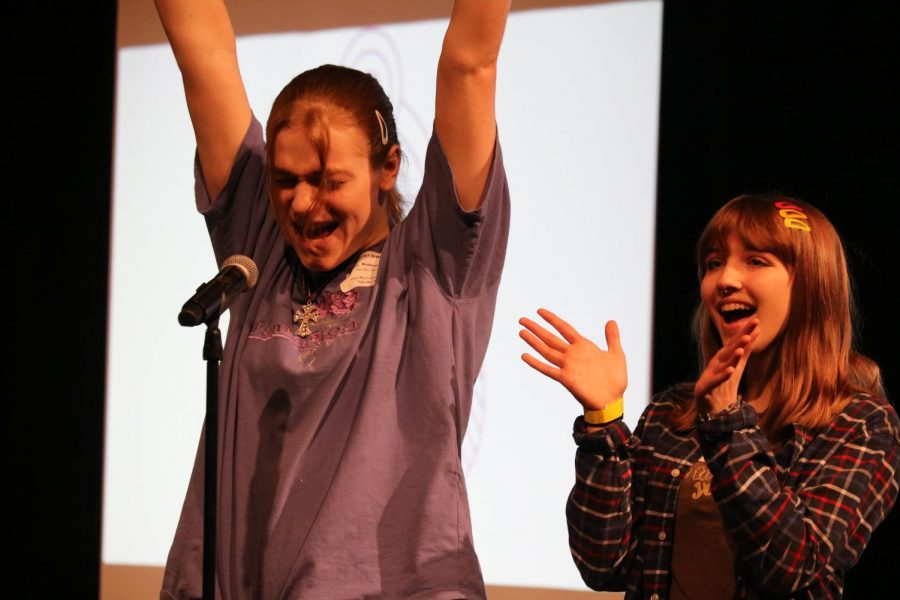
[105,1,662,591]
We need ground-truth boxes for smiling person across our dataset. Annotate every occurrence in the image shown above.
[155,1,511,598]
[518,194,900,599]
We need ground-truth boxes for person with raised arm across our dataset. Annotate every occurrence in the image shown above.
[155,1,511,598]
[520,195,900,599]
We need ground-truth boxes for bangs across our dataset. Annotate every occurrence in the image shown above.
[697,195,798,277]
[300,104,331,169]
[267,102,334,181]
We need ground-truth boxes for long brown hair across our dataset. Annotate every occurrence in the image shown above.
[265,64,404,226]
[671,194,883,437]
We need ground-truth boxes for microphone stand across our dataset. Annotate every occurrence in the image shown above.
[178,254,258,598]
[202,319,223,600]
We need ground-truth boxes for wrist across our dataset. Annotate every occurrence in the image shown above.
[583,397,624,426]
[697,399,742,424]
[696,393,742,420]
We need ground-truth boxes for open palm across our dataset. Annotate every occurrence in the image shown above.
[519,308,627,411]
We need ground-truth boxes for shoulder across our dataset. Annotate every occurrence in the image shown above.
[645,383,693,417]
[240,115,266,161]
[198,115,265,196]
[423,125,507,192]
[430,123,504,161]
[837,395,900,443]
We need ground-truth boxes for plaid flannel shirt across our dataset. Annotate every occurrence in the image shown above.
[567,387,900,599]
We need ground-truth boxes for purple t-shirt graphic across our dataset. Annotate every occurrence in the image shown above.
[161,116,510,600]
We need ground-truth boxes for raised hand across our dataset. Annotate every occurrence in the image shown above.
[694,318,760,414]
[519,308,627,411]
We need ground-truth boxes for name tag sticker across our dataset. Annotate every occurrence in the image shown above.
[340,251,381,292]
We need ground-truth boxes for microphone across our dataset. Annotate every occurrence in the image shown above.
[178,255,259,327]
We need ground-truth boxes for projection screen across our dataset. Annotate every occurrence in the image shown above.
[104,0,662,594]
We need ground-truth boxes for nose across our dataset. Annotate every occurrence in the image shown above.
[716,263,742,296]
[288,182,319,218]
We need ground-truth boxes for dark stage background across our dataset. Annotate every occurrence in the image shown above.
[10,2,897,597]
[654,3,899,598]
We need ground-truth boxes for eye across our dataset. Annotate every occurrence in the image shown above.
[705,257,723,271]
[273,173,298,189]
[306,173,323,188]
[325,179,345,192]
[748,256,771,267]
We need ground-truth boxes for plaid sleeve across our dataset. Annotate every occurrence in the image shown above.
[566,414,641,591]
[698,398,900,597]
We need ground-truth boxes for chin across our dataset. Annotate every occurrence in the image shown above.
[289,240,327,270]
[298,247,351,273]
[299,256,334,273]
[750,336,778,355]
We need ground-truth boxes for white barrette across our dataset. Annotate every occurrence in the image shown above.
[374,110,389,145]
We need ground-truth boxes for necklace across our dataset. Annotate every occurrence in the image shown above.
[292,270,319,337]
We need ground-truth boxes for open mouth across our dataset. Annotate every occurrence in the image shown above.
[303,221,339,240]
[720,302,756,324]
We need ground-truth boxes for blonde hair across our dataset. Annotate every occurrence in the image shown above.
[671,194,883,438]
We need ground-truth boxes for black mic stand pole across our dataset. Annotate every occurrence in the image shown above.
[202,319,223,600]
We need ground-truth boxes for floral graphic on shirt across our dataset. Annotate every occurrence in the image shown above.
[319,289,357,317]
[249,289,362,365]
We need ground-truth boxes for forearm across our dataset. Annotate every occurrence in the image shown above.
[567,419,637,590]
[440,0,510,70]
[699,403,900,595]
[155,0,238,74]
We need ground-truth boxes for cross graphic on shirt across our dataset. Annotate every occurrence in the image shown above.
[293,300,318,337]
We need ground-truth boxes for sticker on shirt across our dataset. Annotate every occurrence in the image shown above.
[340,250,380,292]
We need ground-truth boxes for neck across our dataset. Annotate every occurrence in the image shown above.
[741,351,777,414]
[299,252,356,294]
[306,268,334,292]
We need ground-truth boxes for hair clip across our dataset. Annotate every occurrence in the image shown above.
[375,110,389,146]
[775,200,811,232]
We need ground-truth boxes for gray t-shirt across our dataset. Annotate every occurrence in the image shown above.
[161,117,510,600]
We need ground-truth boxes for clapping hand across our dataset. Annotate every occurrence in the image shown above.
[694,318,760,414]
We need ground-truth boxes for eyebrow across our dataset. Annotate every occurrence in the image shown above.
[272,167,297,178]
[271,166,354,179]
[323,168,354,178]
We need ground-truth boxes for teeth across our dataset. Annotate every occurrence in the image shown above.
[721,303,752,312]
[305,222,337,237]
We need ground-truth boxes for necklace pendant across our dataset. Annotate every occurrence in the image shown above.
[293,300,318,337]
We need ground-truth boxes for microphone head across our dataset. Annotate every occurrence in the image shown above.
[222,254,259,289]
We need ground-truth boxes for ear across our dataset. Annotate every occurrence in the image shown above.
[378,144,401,191]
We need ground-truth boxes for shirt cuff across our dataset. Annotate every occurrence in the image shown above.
[696,401,758,435]
[573,415,633,455]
